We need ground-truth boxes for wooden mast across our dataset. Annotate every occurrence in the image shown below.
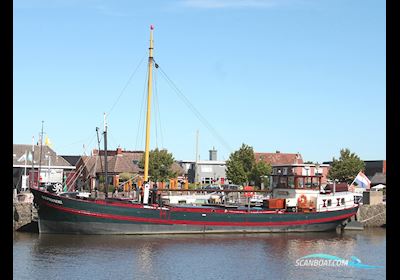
[143,25,154,182]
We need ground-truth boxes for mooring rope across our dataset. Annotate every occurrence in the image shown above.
[358,210,386,223]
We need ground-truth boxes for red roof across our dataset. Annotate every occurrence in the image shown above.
[254,152,303,165]
[79,151,144,176]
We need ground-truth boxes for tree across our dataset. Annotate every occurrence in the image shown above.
[328,148,365,184]
[138,148,176,182]
[119,172,134,182]
[250,161,272,187]
[226,143,272,187]
[226,143,255,185]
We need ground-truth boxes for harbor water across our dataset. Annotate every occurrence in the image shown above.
[13,228,386,280]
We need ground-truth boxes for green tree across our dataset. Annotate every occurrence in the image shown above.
[250,161,272,188]
[226,143,271,187]
[226,143,255,185]
[328,148,365,184]
[119,172,134,182]
[139,148,176,182]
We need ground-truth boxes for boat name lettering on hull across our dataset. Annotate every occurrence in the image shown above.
[41,195,63,205]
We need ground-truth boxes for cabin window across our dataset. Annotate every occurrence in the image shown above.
[302,167,310,176]
[288,176,295,189]
[305,177,312,189]
[341,198,345,205]
[272,176,279,188]
[312,177,320,189]
[296,177,304,189]
[327,199,332,207]
[278,176,288,188]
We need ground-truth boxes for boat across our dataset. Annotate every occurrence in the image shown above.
[30,26,358,234]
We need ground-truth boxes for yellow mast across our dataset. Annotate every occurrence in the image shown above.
[144,25,154,182]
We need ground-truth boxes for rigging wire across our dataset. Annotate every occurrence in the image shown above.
[59,54,146,155]
[153,64,165,149]
[135,65,150,151]
[67,132,97,191]
[155,63,165,149]
[106,54,146,116]
[156,63,233,154]
[95,127,104,173]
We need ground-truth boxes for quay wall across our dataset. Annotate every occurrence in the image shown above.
[13,201,37,231]
[13,191,37,231]
[357,204,386,227]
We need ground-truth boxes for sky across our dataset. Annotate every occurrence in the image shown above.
[13,0,386,163]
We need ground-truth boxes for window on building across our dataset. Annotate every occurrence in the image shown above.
[327,199,332,207]
[341,198,345,205]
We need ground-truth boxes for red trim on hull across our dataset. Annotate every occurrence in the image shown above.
[42,201,356,227]
[33,188,357,215]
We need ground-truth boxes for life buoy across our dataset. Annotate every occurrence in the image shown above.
[298,195,307,205]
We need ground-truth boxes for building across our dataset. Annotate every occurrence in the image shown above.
[13,144,75,191]
[364,160,386,178]
[75,148,143,191]
[185,148,227,184]
[76,148,185,191]
[255,151,304,165]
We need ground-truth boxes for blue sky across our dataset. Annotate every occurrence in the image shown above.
[13,0,386,163]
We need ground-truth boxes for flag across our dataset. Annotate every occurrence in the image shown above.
[354,171,371,189]
[45,135,53,148]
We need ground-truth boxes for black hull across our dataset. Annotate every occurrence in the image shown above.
[38,219,344,235]
[31,188,358,235]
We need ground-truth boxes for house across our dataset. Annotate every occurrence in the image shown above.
[13,144,75,191]
[75,148,143,191]
[184,148,227,184]
[255,151,304,165]
[75,148,185,191]
[370,172,386,187]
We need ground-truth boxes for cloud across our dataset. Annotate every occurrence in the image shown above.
[180,0,279,9]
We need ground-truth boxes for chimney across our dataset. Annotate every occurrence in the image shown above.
[209,147,217,161]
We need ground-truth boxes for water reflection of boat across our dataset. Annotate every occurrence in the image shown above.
[31,26,358,235]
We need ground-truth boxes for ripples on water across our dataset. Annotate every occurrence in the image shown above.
[13,228,386,280]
